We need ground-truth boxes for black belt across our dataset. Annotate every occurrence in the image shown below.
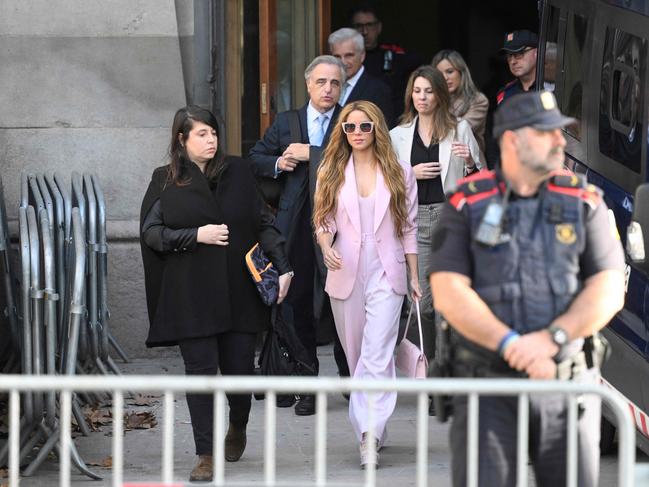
[453,344,589,380]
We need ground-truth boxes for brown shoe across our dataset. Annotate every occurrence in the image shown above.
[189,455,213,482]
[225,422,247,462]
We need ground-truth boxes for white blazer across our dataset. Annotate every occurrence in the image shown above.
[389,117,483,194]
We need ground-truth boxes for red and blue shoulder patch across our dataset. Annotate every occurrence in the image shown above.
[496,80,518,105]
[379,43,405,54]
[546,169,602,209]
[448,170,503,210]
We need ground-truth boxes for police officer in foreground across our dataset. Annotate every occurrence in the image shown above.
[429,91,625,487]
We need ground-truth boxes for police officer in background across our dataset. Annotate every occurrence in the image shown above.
[486,30,540,168]
[496,30,538,105]
[429,91,625,487]
[350,3,422,120]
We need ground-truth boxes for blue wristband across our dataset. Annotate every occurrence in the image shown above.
[497,330,520,356]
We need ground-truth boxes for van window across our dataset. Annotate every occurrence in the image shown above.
[561,13,588,140]
[599,27,646,174]
[543,6,560,95]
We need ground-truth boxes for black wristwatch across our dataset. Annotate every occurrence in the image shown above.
[548,326,569,348]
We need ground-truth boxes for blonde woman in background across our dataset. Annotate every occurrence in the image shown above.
[313,101,420,468]
[432,49,489,158]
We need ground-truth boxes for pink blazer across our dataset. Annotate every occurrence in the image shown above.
[317,156,418,300]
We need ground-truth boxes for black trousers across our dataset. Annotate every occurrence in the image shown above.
[178,331,257,455]
[450,369,601,487]
[283,206,318,374]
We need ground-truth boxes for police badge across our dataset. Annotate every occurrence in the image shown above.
[555,223,577,244]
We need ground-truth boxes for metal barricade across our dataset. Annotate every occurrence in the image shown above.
[0,177,20,373]
[91,173,129,365]
[1,172,132,478]
[0,375,638,487]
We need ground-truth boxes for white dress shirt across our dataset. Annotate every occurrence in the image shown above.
[340,65,364,106]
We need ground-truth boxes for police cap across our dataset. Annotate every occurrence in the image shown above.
[492,91,576,139]
[500,30,538,53]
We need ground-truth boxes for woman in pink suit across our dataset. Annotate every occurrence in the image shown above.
[313,101,420,468]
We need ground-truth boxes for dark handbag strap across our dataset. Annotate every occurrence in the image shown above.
[402,298,425,355]
[271,304,278,327]
[287,110,302,143]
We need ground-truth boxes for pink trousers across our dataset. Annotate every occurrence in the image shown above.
[329,235,404,443]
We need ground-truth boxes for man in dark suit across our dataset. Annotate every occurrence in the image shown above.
[329,27,394,127]
[248,55,345,416]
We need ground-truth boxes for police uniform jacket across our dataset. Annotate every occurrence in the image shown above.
[428,169,625,372]
[496,78,537,106]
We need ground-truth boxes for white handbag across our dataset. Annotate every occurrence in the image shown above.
[395,298,428,379]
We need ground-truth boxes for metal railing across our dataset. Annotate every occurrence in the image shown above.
[0,375,637,487]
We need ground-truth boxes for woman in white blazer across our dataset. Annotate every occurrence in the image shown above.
[389,65,482,383]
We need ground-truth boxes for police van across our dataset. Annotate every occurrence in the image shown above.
[537,0,649,453]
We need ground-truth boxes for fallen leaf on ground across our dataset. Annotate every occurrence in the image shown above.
[124,411,157,430]
[87,456,112,468]
[83,406,113,432]
[128,394,158,407]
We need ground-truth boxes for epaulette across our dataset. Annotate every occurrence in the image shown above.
[448,171,502,210]
[379,43,405,54]
[496,80,519,105]
[546,170,602,209]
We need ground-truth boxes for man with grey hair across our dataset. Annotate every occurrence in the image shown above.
[329,27,394,127]
[249,55,345,416]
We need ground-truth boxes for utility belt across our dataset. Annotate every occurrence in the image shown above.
[452,342,591,381]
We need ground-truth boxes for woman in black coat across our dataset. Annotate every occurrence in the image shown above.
[140,106,292,481]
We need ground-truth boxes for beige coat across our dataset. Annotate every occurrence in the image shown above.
[452,92,489,157]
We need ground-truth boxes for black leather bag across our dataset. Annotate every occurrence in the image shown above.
[258,306,315,377]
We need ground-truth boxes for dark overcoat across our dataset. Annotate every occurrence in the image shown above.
[248,104,341,316]
[140,156,289,347]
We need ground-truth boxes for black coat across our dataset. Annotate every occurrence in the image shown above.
[140,156,290,347]
[345,71,395,128]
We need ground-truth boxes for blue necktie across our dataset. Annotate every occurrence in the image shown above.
[312,114,327,146]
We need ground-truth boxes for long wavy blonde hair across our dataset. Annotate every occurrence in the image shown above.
[313,101,409,237]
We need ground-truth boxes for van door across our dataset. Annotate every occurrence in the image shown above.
[585,1,649,435]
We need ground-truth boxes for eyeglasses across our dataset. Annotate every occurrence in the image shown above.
[352,21,380,30]
[341,121,374,134]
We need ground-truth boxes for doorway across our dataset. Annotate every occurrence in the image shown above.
[220,0,538,156]
[223,0,328,156]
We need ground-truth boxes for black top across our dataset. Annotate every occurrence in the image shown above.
[410,120,445,205]
[427,183,625,279]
